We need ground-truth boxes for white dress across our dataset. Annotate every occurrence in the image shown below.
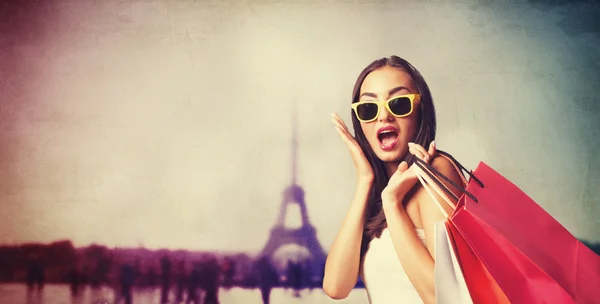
[360,228,427,304]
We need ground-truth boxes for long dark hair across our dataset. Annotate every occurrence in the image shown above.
[352,56,437,256]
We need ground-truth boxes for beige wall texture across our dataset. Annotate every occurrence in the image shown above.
[1,0,599,252]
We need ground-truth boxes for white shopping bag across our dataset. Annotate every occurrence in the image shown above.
[434,221,474,304]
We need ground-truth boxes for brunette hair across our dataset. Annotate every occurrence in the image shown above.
[352,56,437,256]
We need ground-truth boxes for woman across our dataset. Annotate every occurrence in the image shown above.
[323,56,464,304]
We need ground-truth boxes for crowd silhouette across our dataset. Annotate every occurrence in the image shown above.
[15,238,596,303]
[25,253,318,304]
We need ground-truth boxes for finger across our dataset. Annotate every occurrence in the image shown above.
[389,161,407,181]
[397,161,408,173]
[332,119,356,143]
[409,148,426,163]
[391,162,417,185]
[408,163,420,172]
[334,125,353,145]
[334,114,354,137]
[331,113,352,134]
[414,144,431,162]
[331,116,359,145]
[408,143,428,162]
[332,120,351,137]
[409,142,428,158]
[409,146,426,160]
[335,125,361,152]
[331,114,349,133]
[428,140,437,156]
[404,165,418,179]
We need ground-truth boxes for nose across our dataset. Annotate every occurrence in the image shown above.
[378,102,394,122]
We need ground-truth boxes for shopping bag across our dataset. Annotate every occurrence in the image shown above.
[444,221,510,304]
[419,171,510,304]
[414,151,600,304]
[434,220,473,304]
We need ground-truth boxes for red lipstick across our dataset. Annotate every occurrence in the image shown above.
[376,125,399,151]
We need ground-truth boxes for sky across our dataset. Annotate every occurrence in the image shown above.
[0,0,599,254]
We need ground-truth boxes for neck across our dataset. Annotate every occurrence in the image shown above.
[385,162,400,178]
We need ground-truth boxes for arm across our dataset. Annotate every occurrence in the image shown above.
[382,156,463,304]
[322,178,372,299]
[420,156,464,261]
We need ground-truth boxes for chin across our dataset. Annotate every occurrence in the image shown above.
[374,149,404,163]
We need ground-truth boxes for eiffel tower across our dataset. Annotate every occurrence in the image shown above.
[258,102,327,283]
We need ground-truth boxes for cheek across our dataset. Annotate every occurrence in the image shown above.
[360,123,378,143]
[398,117,419,139]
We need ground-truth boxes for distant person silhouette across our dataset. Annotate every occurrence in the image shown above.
[256,256,279,304]
[160,255,173,304]
[68,265,82,296]
[25,261,44,304]
[119,264,135,304]
[26,262,36,290]
[187,262,202,304]
[175,260,186,302]
[91,258,110,288]
[200,257,221,304]
[26,260,45,291]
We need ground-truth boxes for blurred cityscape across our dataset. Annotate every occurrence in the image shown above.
[0,112,362,304]
[1,236,598,303]
[0,239,336,303]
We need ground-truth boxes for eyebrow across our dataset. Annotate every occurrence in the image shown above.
[360,86,411,99]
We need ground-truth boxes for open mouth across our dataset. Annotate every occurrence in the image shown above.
[377,130,399,151]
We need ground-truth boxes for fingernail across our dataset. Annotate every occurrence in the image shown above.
[408,142,414,146]
[431,140,436,148]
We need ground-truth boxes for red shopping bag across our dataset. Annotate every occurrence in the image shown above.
[415,152,600,304]
[418,159,511,304]
[445,221,511,304]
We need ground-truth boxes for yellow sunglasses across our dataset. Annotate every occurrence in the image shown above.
[351,94,421,123]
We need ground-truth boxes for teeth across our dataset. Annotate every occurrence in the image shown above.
[380,130,395,134]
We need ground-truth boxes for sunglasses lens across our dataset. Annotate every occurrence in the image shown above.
[356,103,379,121]
[389,97,412,116]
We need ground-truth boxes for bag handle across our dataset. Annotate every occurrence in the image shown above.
[410,153,464,214]
[437,153,467,187]
[412,152,466,217]
[414,161,464,216]
[413,150,481,204]
[415,158,478,204]
[435,150,484,188]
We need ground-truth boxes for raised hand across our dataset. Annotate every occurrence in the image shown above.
[381,141,436,205]
[331,113,374,183]
[408,141,436,164]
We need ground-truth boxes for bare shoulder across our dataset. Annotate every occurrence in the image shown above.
[431,156,462,181]
[413,155,465,229]
[428,155,465,197]
[413,155,464,205]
